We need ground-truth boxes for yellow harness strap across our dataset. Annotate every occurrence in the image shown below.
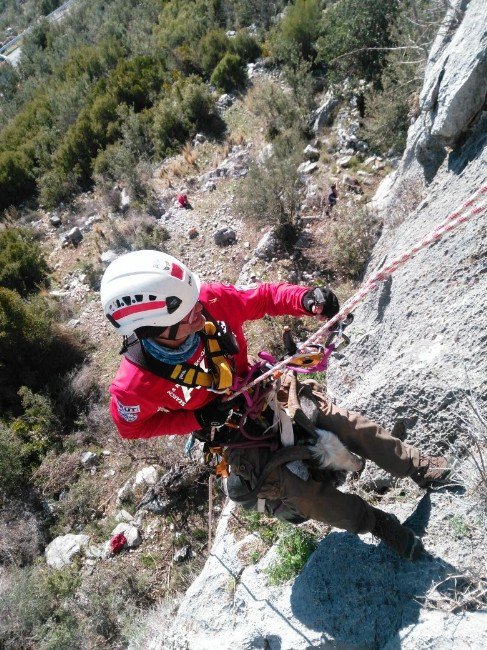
[203,321,234,390]
[168,322,234,391]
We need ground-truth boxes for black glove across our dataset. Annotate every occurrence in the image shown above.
[195,396,243,429]
[302,287,339,318]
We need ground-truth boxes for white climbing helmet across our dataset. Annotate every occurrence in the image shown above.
[100,250,201,335]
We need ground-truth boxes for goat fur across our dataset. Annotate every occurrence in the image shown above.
[310,428,364,472]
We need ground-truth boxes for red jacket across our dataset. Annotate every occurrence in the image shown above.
[109,282,309,439]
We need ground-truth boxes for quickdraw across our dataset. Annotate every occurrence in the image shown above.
[204,446,230,478]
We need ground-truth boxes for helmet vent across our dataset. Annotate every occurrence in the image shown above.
[149,295,157,301]
[166,296,182,314]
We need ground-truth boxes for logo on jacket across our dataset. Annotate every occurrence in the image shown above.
[116,399,141,422]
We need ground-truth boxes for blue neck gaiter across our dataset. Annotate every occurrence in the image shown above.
[142,333,200,365]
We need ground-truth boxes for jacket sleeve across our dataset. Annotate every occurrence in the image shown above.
[109,396,201,439]
[202,282,310,322]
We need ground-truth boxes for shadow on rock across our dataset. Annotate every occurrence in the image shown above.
[290,494,458,649]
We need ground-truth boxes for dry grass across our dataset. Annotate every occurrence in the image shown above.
[388,175,426,228]
[420,571,487,613]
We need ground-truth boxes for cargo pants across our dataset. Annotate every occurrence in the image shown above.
[228,375,422,535]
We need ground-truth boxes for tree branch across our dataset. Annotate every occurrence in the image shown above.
[328,44,430,64]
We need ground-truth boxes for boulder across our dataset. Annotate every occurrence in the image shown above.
[80,451,97,468]
[45,534,90,569]
[312,94,339,133]
[254,231,277,260]
[100,250,118,264]
[134,466,158,487]
[116,509,134,523]
[63,227,83,247]
[120,188,131,212]
[173,545,193,563]
[297,161,319,175]
[188,227,199,239]
[217,93,233,108]
[111,523,141,548]
[214,227,237,246]
[50,214,62,227]
[337,155,353,168]
[117,478,135,504]
[303,145,320,162]
[257,143,274,164]
[83,214,102,231]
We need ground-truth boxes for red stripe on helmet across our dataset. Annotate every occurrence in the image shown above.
[170,262,184,280]
[112,300,166,321]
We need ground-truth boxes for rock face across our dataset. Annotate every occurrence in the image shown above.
[381,0,487,191]
[327,0,487,451]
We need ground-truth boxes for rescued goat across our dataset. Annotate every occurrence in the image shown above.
[300,392,364,472]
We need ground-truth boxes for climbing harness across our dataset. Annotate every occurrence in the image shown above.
[228,185,487,399]
[124,314,236,392]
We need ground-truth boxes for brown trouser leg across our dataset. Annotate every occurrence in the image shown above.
[277,465,376,534]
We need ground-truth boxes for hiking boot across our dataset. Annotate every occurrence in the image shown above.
[371,508,424,561]
[410,455,451,488]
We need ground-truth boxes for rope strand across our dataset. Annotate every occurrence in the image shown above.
[229,185,487,399]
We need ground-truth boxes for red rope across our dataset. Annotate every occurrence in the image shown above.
[229,185,487,398]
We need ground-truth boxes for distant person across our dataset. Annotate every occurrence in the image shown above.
[324,183,338,216]
[177,194,192,209]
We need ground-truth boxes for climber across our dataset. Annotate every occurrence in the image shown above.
[101,250,451,561]
[177,193,192,209]
[324,183,338,216]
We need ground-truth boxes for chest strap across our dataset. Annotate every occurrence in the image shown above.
[124,321,234,391]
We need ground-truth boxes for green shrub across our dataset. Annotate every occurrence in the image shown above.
[198,28,230,76]
[236,131,304,249]
[270,0,322,63]
[107,55,166,111]
[33,450,81,499]
[265,528,317,585]
[0,288,85,411]
[317,0,399,84]
[363,85,410,155]
[326,205,379,279]
[230,30,261,63]
[54,475,102,533]
[248,79,310,140]
[0,424,25,496]
[104,215,170,253]
[225,0,287,30]
[0,564,82,649]
[11,387,60,470]
[0,227,50,297]
[210,53,246,92]
[75,562,151,645]
[0,150,36,210]
[152,77,219,157]
[37,167,80,208]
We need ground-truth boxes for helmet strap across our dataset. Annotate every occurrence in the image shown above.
[119,335,139,355]
[165,323,181,340]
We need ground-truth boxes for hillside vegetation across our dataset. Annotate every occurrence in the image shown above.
[0,1,468,648]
